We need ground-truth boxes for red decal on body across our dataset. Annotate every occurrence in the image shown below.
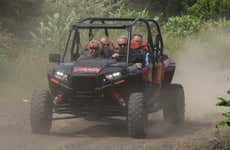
[73,66,101,73]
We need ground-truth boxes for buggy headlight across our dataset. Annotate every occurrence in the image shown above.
[54,71,68,81]
[105,72,122,80]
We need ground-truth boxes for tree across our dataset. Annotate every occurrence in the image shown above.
[129,0,190,19]
[187,0,230,19]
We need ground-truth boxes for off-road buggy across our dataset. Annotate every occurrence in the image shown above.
[30,17,185,138]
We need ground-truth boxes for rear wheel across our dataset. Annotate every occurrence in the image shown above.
[128,92,147,138]
[162,84,185,124]
[30,90,53,134]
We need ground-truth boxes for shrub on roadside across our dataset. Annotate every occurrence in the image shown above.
[187,0,230,19]
[0,23,18,60]
[31,0,150,53]
[163,15,202,37]
[217,90,230,127]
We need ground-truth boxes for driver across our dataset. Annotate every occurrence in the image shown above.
[100,36,114,58]
[112,35,128,59]
[78,39,102,59]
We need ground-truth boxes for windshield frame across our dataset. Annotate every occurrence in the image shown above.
[61,18,164,64]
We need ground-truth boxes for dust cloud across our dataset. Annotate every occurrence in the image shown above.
[1,27,230,121]
[173,29,230,120]
[0,51,49,101]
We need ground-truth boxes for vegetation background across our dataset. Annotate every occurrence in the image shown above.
[0,0,230,148]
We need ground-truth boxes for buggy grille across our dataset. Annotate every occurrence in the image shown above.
[71,76,97,91]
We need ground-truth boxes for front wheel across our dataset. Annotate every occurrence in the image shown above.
[30,90,53,134]
[128,92,147,138]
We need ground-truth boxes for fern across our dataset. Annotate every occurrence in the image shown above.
[217,90,230,127]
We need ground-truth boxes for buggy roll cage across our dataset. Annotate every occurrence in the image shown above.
[62,17,164,63]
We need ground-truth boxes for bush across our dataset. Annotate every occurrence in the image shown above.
[31,0,150,53]
[187,0,230,19]
[164,15,202,37]
[162,16,230,57]
[31,11,78,52]
[217,90,230,127]
[112,4,150,18]
[0,23,18,61]
[201,18,230,32]
[162,15,202,56]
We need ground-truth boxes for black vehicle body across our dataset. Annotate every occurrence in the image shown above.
[49,58,147,116]
[31,17,184,138]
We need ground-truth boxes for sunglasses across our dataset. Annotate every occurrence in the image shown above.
[118,44,127,47]
[134,40,142,43]
[102,43,110,47]
[89,47,98,50]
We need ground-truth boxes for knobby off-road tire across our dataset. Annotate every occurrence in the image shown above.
[128,92,148,138]
[162,84,185,124]
[31,90,53,134]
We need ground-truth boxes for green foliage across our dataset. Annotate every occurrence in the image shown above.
[0,23,18,60]
[163,16,230,57]
[134,0,189,18]
[31,11,78,52]
[161,0,189,17]
[200,18,230,32]
[217,90,230,127]
[187,0,230,19]
[42,0,124,18]
[112,4,150,18]
[31,0,150,52]
[217,97,230,107]
[164,15,202,37]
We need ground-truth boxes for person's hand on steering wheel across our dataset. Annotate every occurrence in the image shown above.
[112,53,119,58]
[135,63,142,69]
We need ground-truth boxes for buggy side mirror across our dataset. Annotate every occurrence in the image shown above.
[49,53,61,63]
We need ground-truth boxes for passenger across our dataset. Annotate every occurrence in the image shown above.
[112,35,147,69]
[131,34,148,50]
[100,36,114,58]
[131,34,151,78]
[78,39,102,59]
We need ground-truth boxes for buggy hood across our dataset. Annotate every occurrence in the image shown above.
[55,58,127,77]
[72,58,127,76]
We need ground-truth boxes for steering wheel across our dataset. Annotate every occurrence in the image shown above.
[116,54,127,61]
[128,49,145,64]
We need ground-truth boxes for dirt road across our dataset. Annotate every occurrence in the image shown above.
[1,31,229,150]
[0,98,220,150]
[0,67,227,150]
